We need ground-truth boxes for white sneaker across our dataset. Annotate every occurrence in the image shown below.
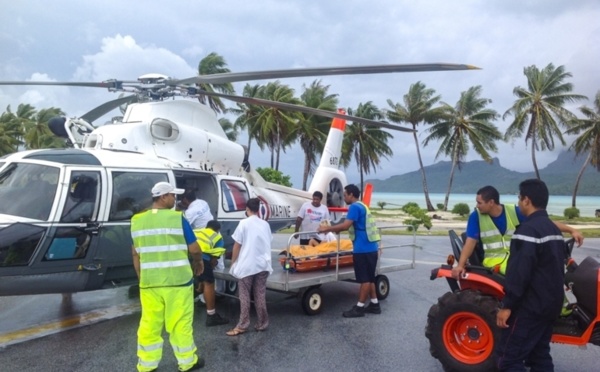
[194,294,206,304]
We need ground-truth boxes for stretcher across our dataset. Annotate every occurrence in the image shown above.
[278,239,354,273]
[213,226,419,315]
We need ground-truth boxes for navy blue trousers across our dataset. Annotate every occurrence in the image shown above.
[496,312,555,371]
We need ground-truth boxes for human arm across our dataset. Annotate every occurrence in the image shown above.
[501,227,537,312]
[294,216,302,233]
[496,308,511,328]
[131,245,140,279]
[182,217,203,275]
[451,237,477,279]
[554,221,584,247]
[319,218,353,234]
[231,241,241,265]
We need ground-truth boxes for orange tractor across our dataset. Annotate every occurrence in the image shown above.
[426,231,600,371]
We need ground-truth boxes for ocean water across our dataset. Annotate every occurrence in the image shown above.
[370,192,600,218]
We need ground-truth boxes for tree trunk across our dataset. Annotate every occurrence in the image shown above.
[444,158,458,211]
[302,155,310,191]
[571,152,591,207]
[413,126,435,211]
[532,142,540,179]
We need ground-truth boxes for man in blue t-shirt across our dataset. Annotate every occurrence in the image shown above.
[452,185,584,279]
[319,184,381,318]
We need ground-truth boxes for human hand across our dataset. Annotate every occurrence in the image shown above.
[572,230,584,247]
[496,308,511,328]
[451,265,465,280]
[194,260,204,276]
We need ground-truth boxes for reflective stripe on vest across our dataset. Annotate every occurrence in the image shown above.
[194,228,226,257]
[477,204,518,261]
[348,202,381,242]
[131,209,192,288]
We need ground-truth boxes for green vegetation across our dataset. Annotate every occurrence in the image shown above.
[255,167,292,187]
[564,207,580,219]
[452,203,471,216]
[377,201,387,209]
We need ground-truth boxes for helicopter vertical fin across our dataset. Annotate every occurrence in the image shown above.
[309,109,348,209]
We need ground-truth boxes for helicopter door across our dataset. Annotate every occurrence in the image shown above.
[41,169,104,264]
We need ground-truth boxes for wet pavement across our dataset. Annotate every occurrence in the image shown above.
[1,235,599,371]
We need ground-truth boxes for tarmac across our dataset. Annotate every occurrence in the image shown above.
[1,234,599,372]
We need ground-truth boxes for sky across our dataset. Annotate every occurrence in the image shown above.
[1,0,599,188]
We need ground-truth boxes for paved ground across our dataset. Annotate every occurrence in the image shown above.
[1,235,599,372]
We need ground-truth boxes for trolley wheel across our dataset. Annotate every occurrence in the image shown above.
[301,287,324,315]
[375,275,390,300]
[224,280,238,296]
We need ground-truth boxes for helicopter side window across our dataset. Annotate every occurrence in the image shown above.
[44,227,92,261]
[221,180,249,212]
[0,163,59,220]
[109,172,168,220]
[60,172,100,223]
[0,223,46,267]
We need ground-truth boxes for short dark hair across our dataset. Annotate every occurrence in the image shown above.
[312,191,323,199]
[477,185,500,204]
[206,220,221,231]
[344,184,360,198]
[246,198,260,213]
[519,179,549,209]
[182,190,196,202]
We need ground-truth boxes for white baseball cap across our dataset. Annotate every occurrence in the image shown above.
[151,182,185,197]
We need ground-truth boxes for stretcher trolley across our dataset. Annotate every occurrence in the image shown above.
[213,225,419,315]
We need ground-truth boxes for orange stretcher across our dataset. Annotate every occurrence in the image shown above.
[278,240,354,273]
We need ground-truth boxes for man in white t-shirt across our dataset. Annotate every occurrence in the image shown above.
[181,190,214,229]
[295,191,330,246]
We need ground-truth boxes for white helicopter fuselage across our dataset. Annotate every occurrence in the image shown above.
[0,99,347,296]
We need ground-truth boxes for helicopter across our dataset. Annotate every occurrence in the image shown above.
[0,63,477,296]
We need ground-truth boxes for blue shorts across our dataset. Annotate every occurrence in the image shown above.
[197,258,215,283]
[353,251,378,283]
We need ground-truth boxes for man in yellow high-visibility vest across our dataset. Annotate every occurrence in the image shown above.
[131,182,205,372]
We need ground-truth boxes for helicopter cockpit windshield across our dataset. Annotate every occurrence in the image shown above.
[0,163,59,221]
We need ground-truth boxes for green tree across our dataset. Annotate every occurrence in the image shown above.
[24,107,66,149]
[565,91,600,207]
[0,107,24,155]
[255,81,302,170]
[297,80,339,190]
[423,86,501,211]
[197,52,235,114]
[218,117,238,142]
[255,167,292,187]
[503,63,586,179]
[387,82,443,211]
[341,102,393,193]
[231,83,265,158]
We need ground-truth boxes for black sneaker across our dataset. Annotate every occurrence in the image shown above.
[206,313,229,327]
[183,357,205,371]
[365,303,381,314]
[343,305,366,318]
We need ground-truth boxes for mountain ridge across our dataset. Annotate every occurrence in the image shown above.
[364,151,600,196]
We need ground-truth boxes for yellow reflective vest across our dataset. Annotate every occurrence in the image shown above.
[131,209,192,288]
[194,228,226,258]
[348,202,381,242]
[478,204,519,274]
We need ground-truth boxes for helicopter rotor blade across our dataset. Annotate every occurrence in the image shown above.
[80,95,139,123]
[195,90,414,132]
[0,81,128,89]
[171,63,480,85]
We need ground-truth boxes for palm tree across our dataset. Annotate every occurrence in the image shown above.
[386,82,443,211]
[341,102,393,193]
[218,117,238,141]
[503,63,587,179]
[197,52,235,114]
[230,83,265,158]
[296,80,339,190]
[423,86,502,210]
[255,81,302,170]
[0,111,23,156]
[565,91,600,207]
[24,107,66,149]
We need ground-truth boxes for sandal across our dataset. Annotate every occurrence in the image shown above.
[226,327,247,336]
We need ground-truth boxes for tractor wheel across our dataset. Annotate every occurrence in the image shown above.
[224,280,238,296]
[425,290,499,372]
